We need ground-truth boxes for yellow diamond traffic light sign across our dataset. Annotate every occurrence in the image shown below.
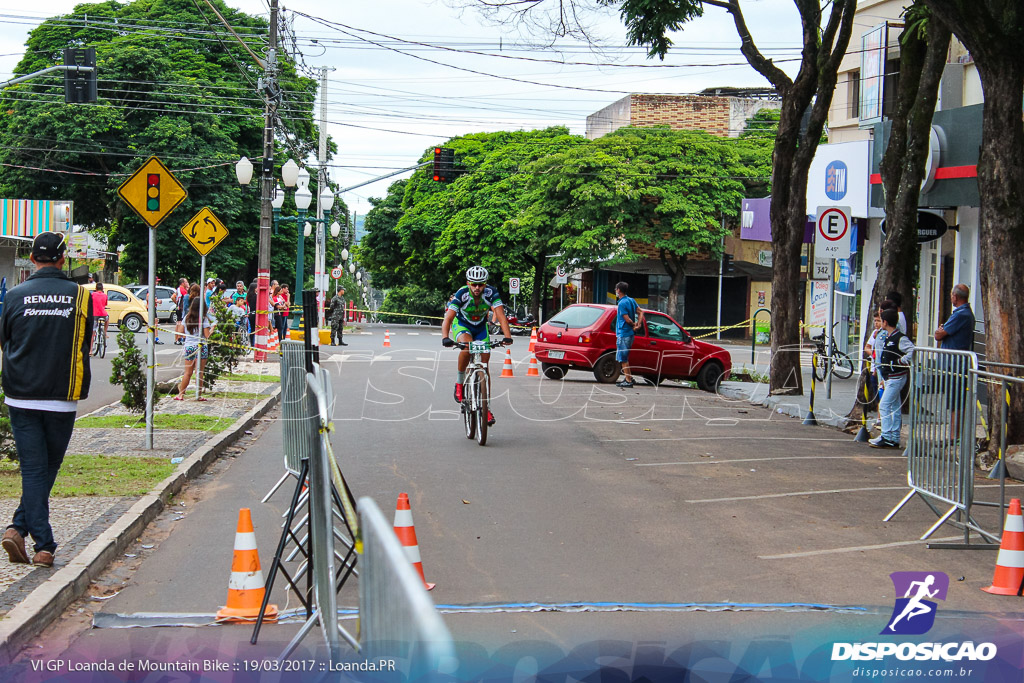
[181,207,229,256]
[117,156,187,228]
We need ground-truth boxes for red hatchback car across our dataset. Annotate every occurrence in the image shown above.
[534,304,732,391]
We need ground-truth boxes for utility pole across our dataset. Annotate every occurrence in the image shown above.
[254,0,279,362]
[315,67,329,329]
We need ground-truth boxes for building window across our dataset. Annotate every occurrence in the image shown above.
[882,57,901,118]
[849,69,860,119]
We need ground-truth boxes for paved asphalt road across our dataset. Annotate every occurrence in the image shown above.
[15,325,1024,678]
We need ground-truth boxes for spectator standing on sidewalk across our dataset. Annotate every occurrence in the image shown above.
[273,284,290,341]
[934,284,975,351]
[613,281,644,388]
[886,290,908,334]
[871,308,915,449]
[0,232,92,568]
[175,278,188,344]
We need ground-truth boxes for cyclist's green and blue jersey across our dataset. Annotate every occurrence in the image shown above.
[448,285,503,342]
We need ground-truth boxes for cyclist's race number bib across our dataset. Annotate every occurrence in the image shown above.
[469,340,489,353]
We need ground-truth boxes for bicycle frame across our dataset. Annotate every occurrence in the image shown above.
[454,339,503,446]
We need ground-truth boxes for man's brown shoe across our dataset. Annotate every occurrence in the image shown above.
[31,550,54,568]
[2,528,29,564]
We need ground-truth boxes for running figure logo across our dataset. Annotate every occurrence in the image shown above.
[882,572,949,635]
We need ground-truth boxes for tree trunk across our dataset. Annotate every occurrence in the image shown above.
[530,257,545,321]
[848,15,950,422]
[660,250,685,321]
[975,57,1024,445]
[924,0,1024,445]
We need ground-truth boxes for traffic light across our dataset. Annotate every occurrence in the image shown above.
[432,147,455,182]
[63,48,97,104]
[722,254,735,273]
[146,173,160,212]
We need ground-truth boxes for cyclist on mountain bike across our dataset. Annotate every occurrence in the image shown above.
[442,266,512,426]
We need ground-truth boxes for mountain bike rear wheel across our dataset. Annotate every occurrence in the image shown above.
[832,350,854,379]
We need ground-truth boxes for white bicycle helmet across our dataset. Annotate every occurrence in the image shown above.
[466,265,488,283]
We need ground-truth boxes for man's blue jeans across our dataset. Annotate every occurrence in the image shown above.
[7,407,76,553]
[879,374,908,444]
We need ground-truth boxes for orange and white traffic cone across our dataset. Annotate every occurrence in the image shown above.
[500,347,515,378]
[528,327,538,353]
[216,508,277,622]
[393,493,434,591]
[265,329,279,355]
[526,352,540,377]
[383,330,392,347]
[983,498,1024,596]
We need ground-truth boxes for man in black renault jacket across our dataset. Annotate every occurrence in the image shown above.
[0,232,92,568]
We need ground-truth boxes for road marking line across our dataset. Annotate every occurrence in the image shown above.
[686,486,906,503]
[638,455,904,467]
[603,436,854,443]
[759,537,964,560]
[407,332,420,335]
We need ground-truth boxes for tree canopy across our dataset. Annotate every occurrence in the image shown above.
[357,124,772,319]
[0,0,333,284]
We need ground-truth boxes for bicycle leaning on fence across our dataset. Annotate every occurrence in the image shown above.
[811,323,854,381]
[91,315,108,358]
[452,339,508,446]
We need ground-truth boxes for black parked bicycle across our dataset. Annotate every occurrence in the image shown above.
[811,323,854,381]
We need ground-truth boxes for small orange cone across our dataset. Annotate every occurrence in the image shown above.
[526,352,540,377]
[216,508,277,622]
[528,327,537,352]
[383,330,391,347]
[983,498,1024,596]
[500,347,515,378]
[393,493,434,591]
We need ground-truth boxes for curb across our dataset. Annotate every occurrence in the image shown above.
[718,383,855,429]
[0,386,281,665]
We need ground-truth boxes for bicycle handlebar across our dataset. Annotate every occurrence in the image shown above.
[452,340,510,351]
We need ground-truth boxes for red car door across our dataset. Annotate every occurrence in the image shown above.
[637,312,696,380]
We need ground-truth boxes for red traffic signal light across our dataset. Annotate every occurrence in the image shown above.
[146,173,160,211]
[432,147,455,182]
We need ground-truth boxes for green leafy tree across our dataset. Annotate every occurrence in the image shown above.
[518,127,753,320]
[110,325,147,411]
[0,373,17,461]
[203,296,244,387]
[359,128,584,318]
[379,285,449,325]
[465,0,857,394]
[0,0,322,285]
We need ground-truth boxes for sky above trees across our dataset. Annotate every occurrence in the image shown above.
[0,0,803,214]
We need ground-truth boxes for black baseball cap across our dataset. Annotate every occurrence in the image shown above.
[32,232,67,263]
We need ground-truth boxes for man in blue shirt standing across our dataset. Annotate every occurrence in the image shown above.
[934,284,975,351]
[613,282,644,388]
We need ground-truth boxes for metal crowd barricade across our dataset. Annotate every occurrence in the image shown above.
[884,347,999,547]
[358,496,457,677]
[973,362,1024,522]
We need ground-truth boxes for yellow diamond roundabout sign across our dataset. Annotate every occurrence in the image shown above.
[117,156,188,228]
[181,207,229,256]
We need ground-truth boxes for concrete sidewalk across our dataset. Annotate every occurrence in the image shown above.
[0,361,281,664]
[719,340,868,430]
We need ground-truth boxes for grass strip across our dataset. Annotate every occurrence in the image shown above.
[219,373,279,383]
[205,391,267,400]
[76,414,234,432]
[0,454,176,498]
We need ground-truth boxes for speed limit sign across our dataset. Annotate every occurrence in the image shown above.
[508,277,520,295]
[331,267,343,280]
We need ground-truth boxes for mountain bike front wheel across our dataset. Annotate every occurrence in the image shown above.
[463,377,476,440]
[475,373,488,446]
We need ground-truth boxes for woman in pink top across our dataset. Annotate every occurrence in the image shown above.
[91,282,109,350]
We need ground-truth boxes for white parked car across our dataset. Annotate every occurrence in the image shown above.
[125,285,179,322]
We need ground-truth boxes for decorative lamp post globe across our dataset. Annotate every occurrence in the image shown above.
[340,248,349,262]
[320,188,335,212]
[330,221,341,238]
[271,184,285,211]
[349,263,356,274]
[281,159,300,188]
[235,157,253,186]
